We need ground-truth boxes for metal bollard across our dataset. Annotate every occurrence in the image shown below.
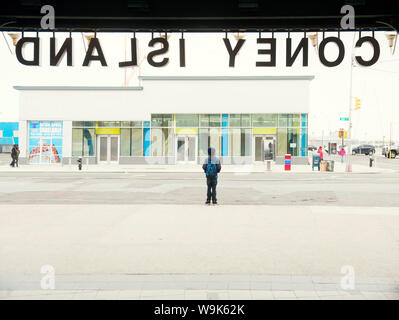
[77,157,82,171]
[266,160,271,171]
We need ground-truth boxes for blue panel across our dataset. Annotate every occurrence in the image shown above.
[301,128,307,157]
[301,114,307,127]
[144,121,151,128]
[28,121,63,164]
[222,128,228,157]
[222,114,228,127]
[221,114,228,156]
[0,122,19,145]
[52,138,63,147]
[143,128,151,156]
[0,137,14,144]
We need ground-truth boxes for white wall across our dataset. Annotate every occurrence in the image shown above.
[63,121,72,158]
[18,121,27,158]
[16,76,313,121]
[139,77,312,114]
[17,88,148,121]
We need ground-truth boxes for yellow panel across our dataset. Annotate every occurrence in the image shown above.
[95,128,121,134]
[253,128,277,135]
[175,127,198,135]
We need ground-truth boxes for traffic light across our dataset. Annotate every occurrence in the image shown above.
[354,97,361,110]
[338,129,348,138]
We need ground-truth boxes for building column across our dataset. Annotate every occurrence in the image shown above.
[18,120,28,159]
[63,120,72,163]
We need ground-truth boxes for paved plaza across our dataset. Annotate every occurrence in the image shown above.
[0,157,399,300]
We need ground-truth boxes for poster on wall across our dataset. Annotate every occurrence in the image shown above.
[28,121,63,164]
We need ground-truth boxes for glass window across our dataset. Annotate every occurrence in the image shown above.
[229,114,241,127]
[210,128,221,156]
[97,121,120,128]
[120,128,143,156]
[288,128,300,156]
[278,114,288,128]
[73,121,84,127]
[209,114,221,127]
[72,129,83,156]
[162,114,173,127]
[241,129,251,156]
[151,128,163,156]
[151,114,163,127]
[163,128,174,156]
[175,114,198,127]
[253,114,277,127]
[132,128,143,156]
[241,114,251,127]
[150,128,173,156]
[83,128,95,156]
[120,129,131,156]
[199,114,209,127]
[199,129,209,157]
[289,114,301,127]
[73,121,95,128]
[121,121,142,127]
[200,114,221,127]
[229,128,241,156]
[277,128,287,156]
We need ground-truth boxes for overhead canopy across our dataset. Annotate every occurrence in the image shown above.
[0,0,398,32]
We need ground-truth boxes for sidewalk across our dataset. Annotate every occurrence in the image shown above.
[0,161,393,173]
[1,204,398,300]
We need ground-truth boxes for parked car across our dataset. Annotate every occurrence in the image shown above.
[352,145,375,155]
[384,146,398,158]
[308,145,317,151]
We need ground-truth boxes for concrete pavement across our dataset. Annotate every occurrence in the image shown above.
[0,160,394,173]
[0,204,398,299]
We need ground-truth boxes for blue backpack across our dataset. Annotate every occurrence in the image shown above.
[206,158,217,178]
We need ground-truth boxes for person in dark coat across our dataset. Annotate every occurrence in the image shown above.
[10,144,19,168]
[202,147,221,205]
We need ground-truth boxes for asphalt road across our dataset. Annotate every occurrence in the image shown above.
[0,169,398,206]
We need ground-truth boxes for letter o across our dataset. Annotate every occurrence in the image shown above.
[355,36,380,66]
[318,37,345,67]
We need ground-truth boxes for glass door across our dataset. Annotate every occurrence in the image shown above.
[264,136,276,160]
[176,135,197,163]
[97,135,120,164]
[254,135,276,162]
[255,136,264,161]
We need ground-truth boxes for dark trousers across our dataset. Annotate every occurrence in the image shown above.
[10,157,18,167]
[206,177,217,202]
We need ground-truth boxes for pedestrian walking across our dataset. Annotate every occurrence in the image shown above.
[338,147,346,163]
[317,146,324,161]
[369,150,375,167]
[202,147,221,205]
[10,144,20,168]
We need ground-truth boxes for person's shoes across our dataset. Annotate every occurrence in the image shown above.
[205,200,211,205]
[212,201,218,205]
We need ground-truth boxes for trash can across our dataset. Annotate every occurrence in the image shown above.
[325,160,335,172]
[312,153,320,171]
[265,160,271,171]
[320,160,327,171]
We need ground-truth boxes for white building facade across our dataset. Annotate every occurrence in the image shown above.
[15,76,313,165]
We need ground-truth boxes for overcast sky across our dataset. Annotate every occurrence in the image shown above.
[0,31,398,142]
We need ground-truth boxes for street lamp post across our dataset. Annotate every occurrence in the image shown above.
[346,32,357,172]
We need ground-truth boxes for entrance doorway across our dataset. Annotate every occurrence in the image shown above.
[254,135,276,162]
[97,135,119,164]
[176,135,197,163]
